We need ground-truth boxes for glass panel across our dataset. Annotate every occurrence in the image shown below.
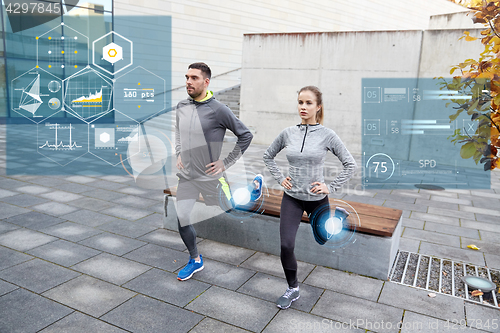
[0,58,6,117]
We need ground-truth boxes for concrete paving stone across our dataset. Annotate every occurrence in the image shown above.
[32,201,80,216]
[430,195,472,205]
[460,237,500,256]
[484,253,500,270]
[470,190,500,200]
[39,190,83,203]
[340,195,385,206]
[67,197,116,211]
[465,302,500,333]
[100,175,131,183]
[26,177,69,188]
[102,294,203,333]
[40,222,102,242]
[263,309,365,333]
[192,257,256,290]
[304,266,384,302]
[60,209,119,227]
[99,219,157,238]
[383,200,428,213]
[0,279,18,296]
[123,243,186,272]
[80,188,128,201]
[101,205,153,221]
[414,198,459,211]
[378,282,464,322]
[420,190,458,198]
[120,188,165,201]
[134,213,164,228]
[72,253,151,285]
[462,219,500,234]
[0,193,50,207]
[123,268,210,307]
[190,318,250,333]
[52,183,95,193]
[469,196,500,210]
[460,205,500,217]
[374,193,416,204]
[88,180,128,190]
[427,207,476,220]
[0,220,20,234]
[0,202,30,219]
[14,185,52,194]
[311,290,404,333]
[399,238,421,253]
[148,202,165,213]
[43,275,136,318]
[194,239,256,266]
[3,211,64,230]
[27,239,101,267]
[0,258,80,293]
[186,286,279,332]
[419,242,485,266]
[0,228,57,251]
[392,190,431,200]
[479,230,500,243]
[401,311,483,332]
[240,252,315,283]
[401,218,424,229]
[0,178,27,189]
[138,229,190,251]
[0,288,73,333]
[474,213,500,224]
[402,228,461,247]
[113,195,160,209]
[64,175,96,184]
[424,222,480,239]
[0,188,18,198]
[0,245,33,271]
[39,312,128,333]
[408,212,460,226]
[237,272,322,312]
[78,233,146,256]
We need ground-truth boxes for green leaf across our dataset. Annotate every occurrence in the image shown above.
[460,142,476,159]
[473,150,482,164]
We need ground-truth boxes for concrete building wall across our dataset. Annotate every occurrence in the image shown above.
[113,0,464,104]
[240,24,485,154]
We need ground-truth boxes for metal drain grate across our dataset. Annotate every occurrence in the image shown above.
[389,251,500,309]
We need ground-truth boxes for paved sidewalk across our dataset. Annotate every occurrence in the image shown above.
[0,124,499,333]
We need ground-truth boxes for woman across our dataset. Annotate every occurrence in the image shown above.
[263,86,357,309]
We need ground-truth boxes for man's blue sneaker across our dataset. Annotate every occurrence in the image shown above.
[251,174,264,201]
[177,255,204,281]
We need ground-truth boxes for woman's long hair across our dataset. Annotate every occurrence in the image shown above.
[298,86,323,124]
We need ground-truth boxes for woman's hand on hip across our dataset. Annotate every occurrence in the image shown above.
[310,182,330,194]
[281,177,292,190]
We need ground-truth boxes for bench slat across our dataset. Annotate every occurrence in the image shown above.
[164,187,401,237]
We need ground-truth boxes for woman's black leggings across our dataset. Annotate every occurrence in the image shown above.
[280,192,329,288]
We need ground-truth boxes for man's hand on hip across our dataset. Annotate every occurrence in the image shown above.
[205,160,225,175]
[176,155,184,170]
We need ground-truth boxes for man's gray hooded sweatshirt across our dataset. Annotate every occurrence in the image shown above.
[175,93,253,182]
[263,124,357,201]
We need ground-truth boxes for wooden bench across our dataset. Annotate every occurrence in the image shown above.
[163,187,403,280]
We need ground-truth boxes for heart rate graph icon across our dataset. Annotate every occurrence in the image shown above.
[4,0,81,33]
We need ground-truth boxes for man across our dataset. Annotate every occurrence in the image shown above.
[175,62,256,281]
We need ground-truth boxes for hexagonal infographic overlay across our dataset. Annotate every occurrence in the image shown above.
[93,31,133,76]
[10,67,63,123]
[8,21,170,175]
[37,120,89,167]
[63,67,114,123]
[37,22,89,77]
[114,66,166,121]
[89,110,141,167]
